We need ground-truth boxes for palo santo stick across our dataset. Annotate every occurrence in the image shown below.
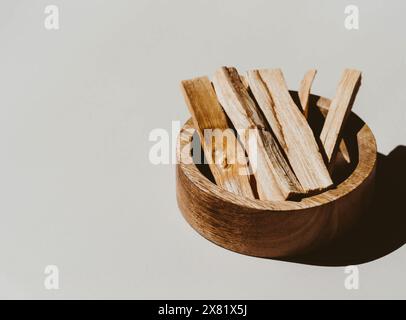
[320,69,361,171]
[239,74,249,90]
[246,70,285,149]
[181,77,255,199]
[299,69,317,118]
[298,76,351,167]
[249,69,333,194]
[316,96,351,165]
[212,67,303,201]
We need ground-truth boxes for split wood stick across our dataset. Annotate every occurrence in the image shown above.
[249,69,333,194]
[316,96,351,165]
[298,78,351,167]
[212,67,303,201]
[320,69,361,171]
[299,69,317,118]
[181,76,255,199]
[239,74,249,90]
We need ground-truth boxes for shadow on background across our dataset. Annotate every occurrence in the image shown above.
[282,145,406,267]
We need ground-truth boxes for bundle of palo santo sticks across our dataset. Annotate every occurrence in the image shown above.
[181,67,361,201]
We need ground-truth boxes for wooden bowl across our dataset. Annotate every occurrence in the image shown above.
[176,93,377,258]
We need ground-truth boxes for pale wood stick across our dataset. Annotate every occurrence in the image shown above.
[249,69,333,194]
[299,69,317,118]
[239,74,249,90]
[181,76,255,199]
[316,96,351,164]
[320,69,361,171]
[246,70,285,150]
[212,67,303,200]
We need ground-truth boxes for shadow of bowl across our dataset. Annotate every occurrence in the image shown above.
[282,146,406,266]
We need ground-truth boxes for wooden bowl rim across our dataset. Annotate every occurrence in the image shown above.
[177,94,377,212]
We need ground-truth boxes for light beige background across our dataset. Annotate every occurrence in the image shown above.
[0,0,404,299]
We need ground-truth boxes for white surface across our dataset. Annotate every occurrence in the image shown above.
[0,0,404,299]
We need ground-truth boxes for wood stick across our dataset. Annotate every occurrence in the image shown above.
[299,69,317,118]
[299,80,351,168]
[246,70,285,149]
[320,69,361,171]
[249,68,333,194]
[316,96,351,165]
[181,76,255,199]
[239,74,249,90]
[212,67,303,200]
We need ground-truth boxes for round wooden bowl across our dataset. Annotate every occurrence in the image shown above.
[176,93,377,258]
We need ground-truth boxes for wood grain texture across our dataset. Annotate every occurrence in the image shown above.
[212,67,303,201]
[299,69,317,118]
[181,77,255,199]
[320,69,362,171]
[314,97,351,166]
[249,69,333,194]
[239,74,249,90]
[176,93,377,258]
